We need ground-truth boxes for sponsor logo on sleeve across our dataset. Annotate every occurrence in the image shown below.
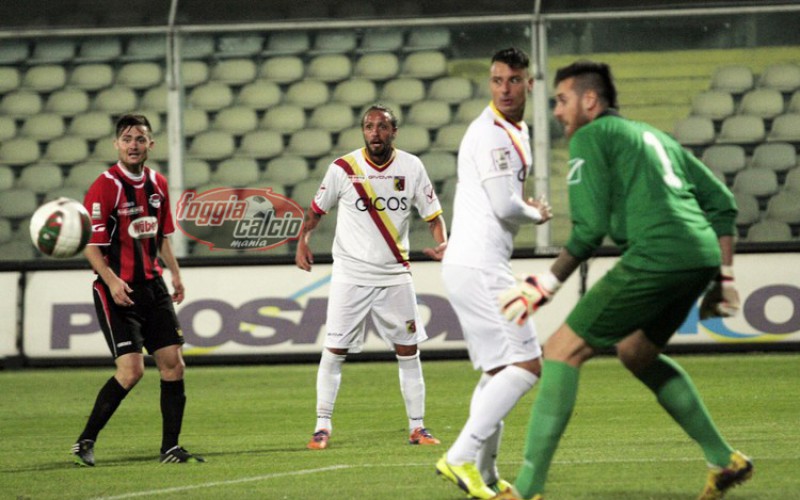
[567,158,585,185]
[491,148,511,171]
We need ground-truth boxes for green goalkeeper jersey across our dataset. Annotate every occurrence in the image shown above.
[564,111,737,271]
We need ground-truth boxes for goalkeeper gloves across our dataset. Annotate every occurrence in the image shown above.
[699,265,740,319]
[499,271,562,325]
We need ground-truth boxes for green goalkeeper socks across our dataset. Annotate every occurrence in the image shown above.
[635,354,733,467]
[514,360,579,498]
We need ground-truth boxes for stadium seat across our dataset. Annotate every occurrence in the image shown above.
[0,116,16,142]
[286,129,332,158]
[0,218,12,244]
[181,34,215,60]
[0,39,29,64]
[237,130,285,159]
[22,65,67,93]
[758,63,800,93]
[45,88,90,117]
[710,65,754,95]
[212,106,259,136]
[309,103,355,133]
[732,168,779,207]
[261,104,306,134]
[20,113,66,141]
[285,80,330,109]
[701,144,746,179]
[236,80,282,111]
[217,34,265,57]
[380,78,425,105]
[0,91,43,119]
[404,27,451,52]
[262,155,310,187]
[260,56,305,84]
[784,167,800,192]
[122,35,167,61]
[358,27,405,53]
[44,136,90,165]
[335,127,365,153]
[353,53,400,81]
[188,82,234,111]
[68,63,114,91]
[690,90,735,122]
[439,176,458,204]
[332,79,378,108]
[428,76,474,104]
[746,219,792,242]
[89,135,117,161]
[673,116,715,147]
[210,58,257,85]
[393,125,430,155]
[0,66,20,94]
[183,108,210,137]
[67,112,113,140]
[188,131,235,160]
[407,100,452,130]
[182,159,212,189]
[789,91,800,113]
[291,178,324,207]
[0,241,35,260]
[181,60,210,88]
[733,192,760,227]
[716,115,765,146]
[212,157,261,186]
[400,51,447,79]
[0,166,14,190]
[17,163,63,193]
[431,123,468,153]
[43,186,86,203]
[93,86,139,114]
[262,32,308,56]
[455,98,489,123]
[75,37,122,62]
[765,191,800,226]
[419,151,457,182]
[738,88,785,119]
[0,137,40,165]
[0,188,38,218]
[749,142,797,174]
[766,113,800,142]
[116,62,164,90]
[30,38,75,64]
[307,54,352,83]
[310,30,357,55]
[141,84,168,112]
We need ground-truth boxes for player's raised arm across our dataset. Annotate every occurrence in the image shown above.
[296,207,322,271]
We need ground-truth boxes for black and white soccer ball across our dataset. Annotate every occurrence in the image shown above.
[29,197,91,258]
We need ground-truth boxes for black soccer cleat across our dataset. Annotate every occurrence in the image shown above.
[160,445,205,464]
[72,439,95,467]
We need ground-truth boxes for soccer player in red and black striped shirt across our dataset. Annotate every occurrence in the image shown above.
[72,114,204,466]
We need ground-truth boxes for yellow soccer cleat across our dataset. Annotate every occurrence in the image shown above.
[698,450,754,500]
[488,478,513,494]
[436,454,496,499]
[306,429,330,450]
[488,485,543,500]
[409,426,441,445]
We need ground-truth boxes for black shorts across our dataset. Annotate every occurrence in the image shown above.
[92,276,184,358]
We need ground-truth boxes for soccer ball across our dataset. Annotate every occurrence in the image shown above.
[29,197,92,258]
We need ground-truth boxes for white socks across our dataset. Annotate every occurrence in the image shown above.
[447,365,538,465]
[397,352,426,431]
[314,349,346,433]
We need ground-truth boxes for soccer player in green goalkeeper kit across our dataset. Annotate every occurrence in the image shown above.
[493,61,752,500]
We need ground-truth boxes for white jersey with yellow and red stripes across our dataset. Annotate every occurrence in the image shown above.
[312,147,442,286]
[443,102,532,272]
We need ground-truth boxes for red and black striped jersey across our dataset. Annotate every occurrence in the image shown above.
[84,163,175,283]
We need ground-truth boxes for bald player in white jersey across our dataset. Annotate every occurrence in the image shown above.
[296,104,448,450]
[435,48,552,499]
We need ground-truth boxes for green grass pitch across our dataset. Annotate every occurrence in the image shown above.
[1,353,798,499]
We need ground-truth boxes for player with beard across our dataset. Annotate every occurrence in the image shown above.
[72,114,203,466]
[296,104,447,450]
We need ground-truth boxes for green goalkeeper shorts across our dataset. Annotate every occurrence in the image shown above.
[566,261,718,349]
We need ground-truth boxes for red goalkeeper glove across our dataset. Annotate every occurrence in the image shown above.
[699,266,740,319]
[499,272,562,325]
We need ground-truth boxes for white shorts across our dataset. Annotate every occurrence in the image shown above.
[325,281,428,352]
[442,264,541,372]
